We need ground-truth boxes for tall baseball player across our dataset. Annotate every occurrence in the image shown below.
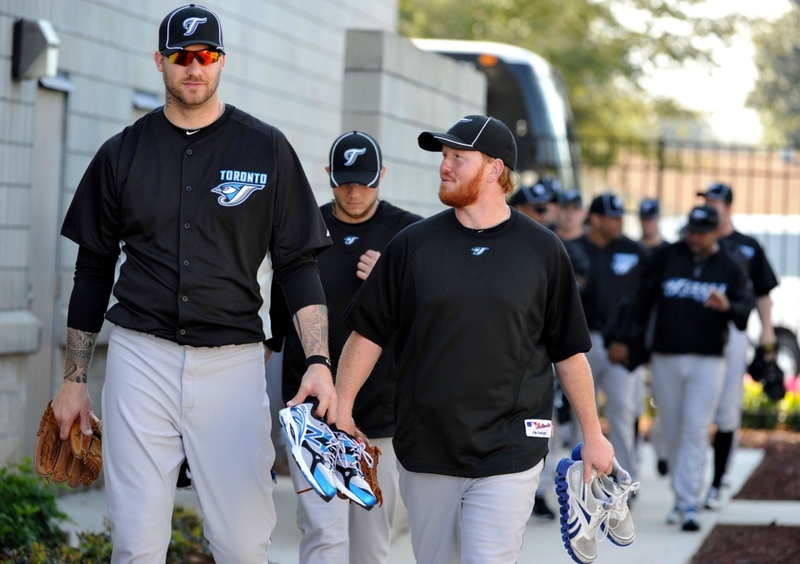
[698,182,779,508]
[332,115,614,563]
[268,131,421,563]
[49,6,334,562]
[612,205,752,530]
[575,193,651,483]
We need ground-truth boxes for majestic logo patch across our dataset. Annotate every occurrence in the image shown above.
[471,246,490,256]
[662,278,728,302]
[343,236,359,246]
[211,182,265,207]
[525,419,553,438]
[343,148,367,166]
[610,253,639,276]
[183,17,207,36]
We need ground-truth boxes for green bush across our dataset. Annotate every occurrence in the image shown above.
[742,379,800,431]
[3,507,212,563]
[0,459,68,550]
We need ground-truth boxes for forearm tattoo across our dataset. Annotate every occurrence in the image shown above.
[63,328,99,384]
[293,304,330,358]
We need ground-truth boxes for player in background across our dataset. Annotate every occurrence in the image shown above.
[332,115,613,562]
[575,193,650,485]
[698,182,779,508]
[51,5,334,562]
[268,131,421,563]
[610,205,752,531]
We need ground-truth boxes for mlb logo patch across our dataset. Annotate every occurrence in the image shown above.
[525,419,553,438]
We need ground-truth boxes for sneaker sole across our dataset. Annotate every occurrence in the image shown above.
[279,408,337,501]
[555,457,596,564]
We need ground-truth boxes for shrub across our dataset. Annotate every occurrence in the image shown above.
[742,377,800,431]
[0,459,68,551]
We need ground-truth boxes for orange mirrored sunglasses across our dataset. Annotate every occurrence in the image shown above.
[164,49,221,67]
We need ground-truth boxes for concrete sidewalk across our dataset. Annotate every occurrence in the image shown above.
[58,442,772,563]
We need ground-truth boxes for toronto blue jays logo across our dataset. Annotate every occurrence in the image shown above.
[471,246,490,256]
[611,253,639,275]
[343,236,360,246]
[183,17,207,36]
[211,182,265,206]
[343,148,367,166]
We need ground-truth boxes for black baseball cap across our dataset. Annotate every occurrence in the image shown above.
[589,193,625,218]
[418,115,517,170]
[639,198,660,219]
[510,179,559,207]
[559,188,583,208]
[159,4,225,55]
[686,205,719,233]
[697,182,733,204]
[328,131,382,188]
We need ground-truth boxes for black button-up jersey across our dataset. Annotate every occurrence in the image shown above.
[61,106,330,347]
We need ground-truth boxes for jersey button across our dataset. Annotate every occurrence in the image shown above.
[186,149,193,155]
[182,295,189,302]
[183,260,189,266]
[186,186,192,192]
[179,329,186,335]
[184,223,190,229]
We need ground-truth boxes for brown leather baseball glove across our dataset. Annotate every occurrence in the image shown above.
[354,429,383,507]
[35,400,103,487]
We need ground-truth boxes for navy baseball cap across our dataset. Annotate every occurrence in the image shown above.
[639,198,660,219]
[559,188,583,208]
[697,182,733,204]
[418,115,517,170]
[159,4,225,54]
[589,193,625,218]
[328,131,383,188]
[686,205,719,233]
[510,178,559,207]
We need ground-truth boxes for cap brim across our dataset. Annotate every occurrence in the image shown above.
[329,171,380,188]
[161,43,225,55]
[686,224,717,233]
[418,132,479,153]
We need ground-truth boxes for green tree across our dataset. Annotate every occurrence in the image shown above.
[747,6,800,146]
[400,0,742,138]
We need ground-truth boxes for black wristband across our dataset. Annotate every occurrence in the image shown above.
[306,355,332,370]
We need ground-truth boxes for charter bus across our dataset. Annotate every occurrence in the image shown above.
[412,39,581,190]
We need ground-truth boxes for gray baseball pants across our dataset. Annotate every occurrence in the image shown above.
[103,326,276,563]
[287,437,399,563]
[585,332,640,480]
[650,352,725,511]
[398,460,542,564]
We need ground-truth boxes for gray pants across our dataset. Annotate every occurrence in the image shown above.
[287,437,399,564]
[398,461,542,564]
[650,352,725,511]
[103,326,275,563]
[586,332,640,480]
[714,324,749,432]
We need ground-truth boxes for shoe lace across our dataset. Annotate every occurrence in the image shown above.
[335,435,371,472]
[607,481,640,521]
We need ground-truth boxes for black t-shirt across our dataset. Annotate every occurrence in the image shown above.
[720,231,779,298]
[576,235,650,332]
[61,106,331,347]
[624,241,753,356]
[277,201,421,437]
[344,209,591,478]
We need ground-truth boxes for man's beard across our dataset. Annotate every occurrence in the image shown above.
[439,164,484,208]
[164,72,220,108]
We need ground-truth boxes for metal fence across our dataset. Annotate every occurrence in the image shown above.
[579,137,800,279]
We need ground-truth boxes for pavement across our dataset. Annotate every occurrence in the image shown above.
[57,442,799,564]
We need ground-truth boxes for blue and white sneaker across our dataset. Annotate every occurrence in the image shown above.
[332,430,377,510]
[571,443,638,547]
[555,456,611,564]
[279,403,339,501]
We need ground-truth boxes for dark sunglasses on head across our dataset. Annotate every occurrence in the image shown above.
[163,49,220,67]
